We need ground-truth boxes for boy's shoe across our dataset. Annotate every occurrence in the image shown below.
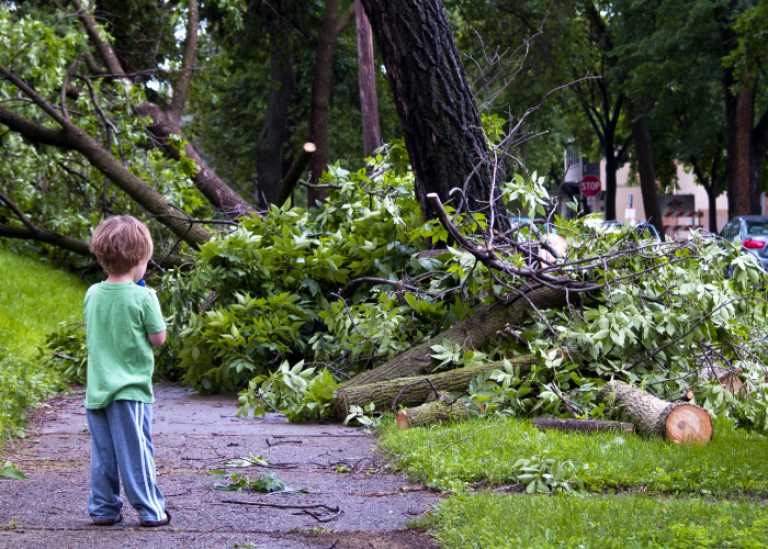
[92,514,123,526]
[139,511,171,528]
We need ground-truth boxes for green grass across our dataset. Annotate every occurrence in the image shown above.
[422,492,768,549]
[0,247,88,438]
[380,415,768,496]
[0,247,88,357]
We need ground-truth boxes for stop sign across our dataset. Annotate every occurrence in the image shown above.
[580,175,601,197]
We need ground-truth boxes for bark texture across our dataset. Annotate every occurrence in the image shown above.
[307,0,342,206]
[596,380,713,445]
[256,23,295,207]
[625,100,665,239]
[357,0,508,230]
[340,285,565,388]
[333,357,533,417]
[277,143,317,206]
[532,418,634,434]
[396,397,468,429]
[355,0,382,158]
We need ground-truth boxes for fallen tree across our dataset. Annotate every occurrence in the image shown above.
[332,355,535,417]
[597,381,713,445]
[396,396,468,429]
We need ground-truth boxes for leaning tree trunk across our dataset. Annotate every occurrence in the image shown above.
[340,285,566,389]
[333,356,534,418]
[357,0,509,231]
[596,380,713,445]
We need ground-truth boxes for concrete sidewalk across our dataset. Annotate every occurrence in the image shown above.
[0,385,439,549]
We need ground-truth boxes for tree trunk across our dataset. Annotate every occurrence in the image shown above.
[357,0,509,231]
[605,154,618,221]
[626,100,665,239]
[706,186,719,233]
[277,143,317,205]
[396,397,468,429]
[355,0,382,158]
[333,357,533,417]
[596,380,713,445]
[307,0,341,206]
[532,418,635,434]
[256,28,295,208]
[340,285,566,388]
[731,81,757,216]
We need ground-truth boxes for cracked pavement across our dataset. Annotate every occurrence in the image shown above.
[0,385,440,549]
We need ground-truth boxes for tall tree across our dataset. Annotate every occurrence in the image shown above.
[307,0,355,206]
[357,0,509,231]
[355,0,382,158]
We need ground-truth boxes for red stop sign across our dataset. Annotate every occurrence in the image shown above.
[580,175,601,197]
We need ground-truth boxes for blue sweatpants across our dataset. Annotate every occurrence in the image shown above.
[86,400,166,522]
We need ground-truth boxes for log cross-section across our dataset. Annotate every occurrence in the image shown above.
[596,380,713,445]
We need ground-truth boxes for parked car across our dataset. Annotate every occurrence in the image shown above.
[720,216,768,269]
[602,221,662,244]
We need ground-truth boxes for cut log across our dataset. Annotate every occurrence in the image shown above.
[339,285,566,389]
[333,355,534,418]
[532,418,634,434]
[396,397,468,429]
[596,381,713,445]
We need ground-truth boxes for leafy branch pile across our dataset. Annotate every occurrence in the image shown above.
[133,141,768,435]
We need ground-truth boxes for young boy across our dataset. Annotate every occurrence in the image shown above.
[84,215,170,527]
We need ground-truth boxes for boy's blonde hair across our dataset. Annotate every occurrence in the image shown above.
[90,216,153,274]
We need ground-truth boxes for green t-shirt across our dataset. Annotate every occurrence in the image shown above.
[83,282,166,409]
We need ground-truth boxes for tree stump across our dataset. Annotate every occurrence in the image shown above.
[596,380,713,445]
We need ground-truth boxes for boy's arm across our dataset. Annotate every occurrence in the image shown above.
[147,330,166,347]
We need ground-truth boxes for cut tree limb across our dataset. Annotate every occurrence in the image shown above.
[532,418,634,434]
[596,380,713,445]
[396,397,468,429]
[339,285,566,389]
[277,143,317,206]
[332,355,534,418]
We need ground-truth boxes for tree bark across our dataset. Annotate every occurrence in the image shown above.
[73,0,258,219]
[625,100,665,239]
[256,24,295,208]
[355,0,382,158]
[357,0,509,231]
[596,380,713,445]
[340,285,566,389]
[731,81,757,216]
[532,418,634,434]
[277,143,317,205]
[333,357,533,417]
[396,397,468,429]
[0,106,211,247]
[307,0,342,206]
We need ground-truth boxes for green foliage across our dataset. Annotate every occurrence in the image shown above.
[211,471,295,493]
[513,453,585,495]
[0,461,26,480]
[235,361,338,422]
[424,492,768,549]
[380,416,768,496]
[42,322,87,386]
[0,349,59,439]
[0,248,87,358]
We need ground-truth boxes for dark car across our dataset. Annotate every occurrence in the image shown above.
[720,216,768,269]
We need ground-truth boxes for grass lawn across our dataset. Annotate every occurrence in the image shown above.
[0,247,88,357]
[383,415,768,548]
[0,247,88,438]
[423,492,768,549]
[381,415,768,496]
